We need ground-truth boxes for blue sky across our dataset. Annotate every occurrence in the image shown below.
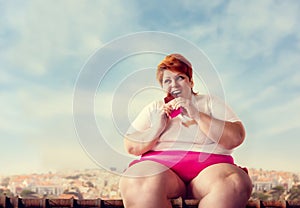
[1,0,300,175]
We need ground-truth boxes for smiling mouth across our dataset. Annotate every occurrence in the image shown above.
[171,90,181,97]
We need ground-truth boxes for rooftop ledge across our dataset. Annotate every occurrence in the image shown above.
[1,196,300,208]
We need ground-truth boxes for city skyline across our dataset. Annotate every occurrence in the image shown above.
[0,1,300,175]
[1,167,299,202]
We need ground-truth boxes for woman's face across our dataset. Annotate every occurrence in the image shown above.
[162,70,194,99]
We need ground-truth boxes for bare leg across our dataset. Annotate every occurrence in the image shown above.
[188,163,252,208]
[119,161,186,208]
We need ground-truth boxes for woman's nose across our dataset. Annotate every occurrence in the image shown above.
[171,79,177,87]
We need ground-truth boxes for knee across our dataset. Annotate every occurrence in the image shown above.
[226,172,252,198]
[119,175,162,200]
[120,175,171,208]
[119,176,140,199]
[119,176,142,207]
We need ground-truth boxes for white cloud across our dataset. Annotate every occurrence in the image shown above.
[255,96,300,136]
[0,81,74,137]
[181,0,225,14]
[180,0,300,64]
[1,1,138,76]
[1,0,300,174]
[226,1,299,56]
[33,131,100,172]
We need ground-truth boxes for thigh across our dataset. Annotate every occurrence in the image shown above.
[187,163,252,199]
[121,160,186,199]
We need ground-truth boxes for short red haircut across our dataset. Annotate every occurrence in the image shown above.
[157,54,197,94]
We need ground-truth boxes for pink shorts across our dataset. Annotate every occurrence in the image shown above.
[129,150,237,183]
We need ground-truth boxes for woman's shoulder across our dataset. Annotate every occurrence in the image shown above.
[193,94,227,112]
[193,94,224,103]
[193,93,211,103]
[143,99,164,110]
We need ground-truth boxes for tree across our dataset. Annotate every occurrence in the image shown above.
[269,186,285,200]
[251,191,270,201]
[85,181,94,188]
[20,189,36,198]
[1,177,10,187]
[63,187,83,200]
[0,188,13,197]
[288,185,300,201]
[292,174,299,184]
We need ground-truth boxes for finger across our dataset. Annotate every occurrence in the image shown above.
[163,106,172,116]
[174,101,184,110]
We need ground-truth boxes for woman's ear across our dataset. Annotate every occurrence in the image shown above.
[190,78,194,88]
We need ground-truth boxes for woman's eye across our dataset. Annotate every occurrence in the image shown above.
[177,76,185,81]
[163,79,171,84]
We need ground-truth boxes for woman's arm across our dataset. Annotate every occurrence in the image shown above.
[124,128,161,156]
[195,112,245,150]
[124,105,168,156]
[170,97,245,150]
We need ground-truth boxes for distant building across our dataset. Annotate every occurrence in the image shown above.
[252,181,273,192]
[29,185,64,196]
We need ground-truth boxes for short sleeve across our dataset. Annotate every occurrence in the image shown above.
[126,101,157,135]
[208,96,241,122]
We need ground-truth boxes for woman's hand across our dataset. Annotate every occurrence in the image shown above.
[124,106,169,156]
[150,106,169,135]
[166,97,200,121]
[166,97,245,150]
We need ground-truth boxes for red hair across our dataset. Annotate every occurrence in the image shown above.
[156,54,197,95]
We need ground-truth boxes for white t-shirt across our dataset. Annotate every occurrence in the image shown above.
[127,94,241,155]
